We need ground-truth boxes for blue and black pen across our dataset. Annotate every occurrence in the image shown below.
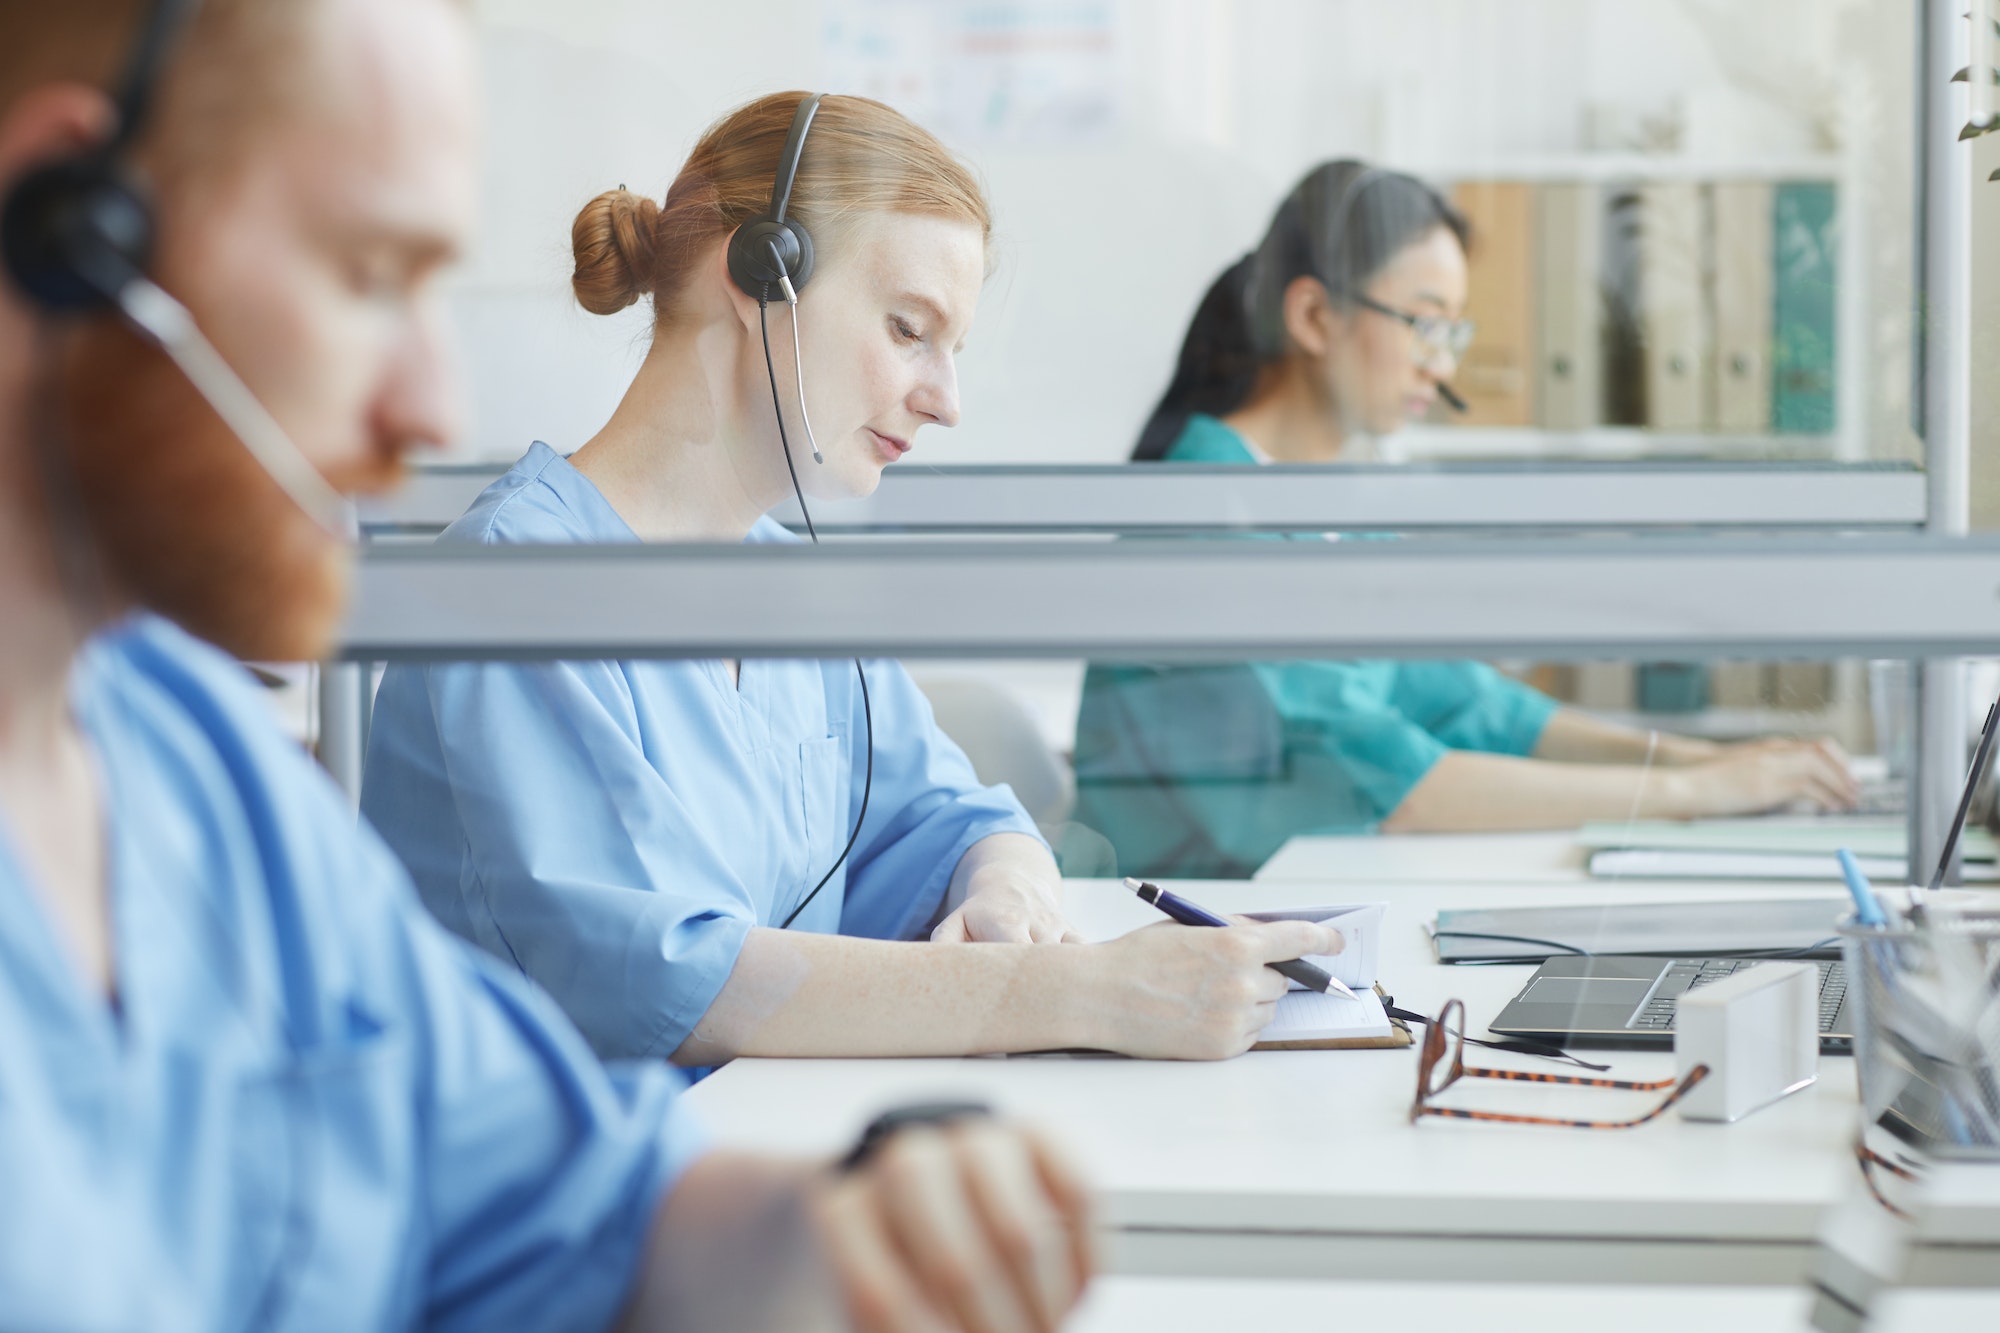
[1123,877,1360,1000]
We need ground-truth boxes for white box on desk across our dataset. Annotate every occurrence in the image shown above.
[1674,962,1819,1123]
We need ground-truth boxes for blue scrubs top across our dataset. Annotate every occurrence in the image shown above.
[362,443,1040,1061]
[1072,414,1557,878]
[0,615,702,1332]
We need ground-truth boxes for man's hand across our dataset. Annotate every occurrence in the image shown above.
[815,1119,1096,1333]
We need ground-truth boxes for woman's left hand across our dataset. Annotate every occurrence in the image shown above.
[934,835,1081,944]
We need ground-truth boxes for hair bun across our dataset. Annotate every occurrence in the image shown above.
[571,189,662,315]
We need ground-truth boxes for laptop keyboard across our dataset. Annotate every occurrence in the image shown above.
[1628,959,1847,1032]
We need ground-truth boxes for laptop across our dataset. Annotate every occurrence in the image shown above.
[1487,693,2000,1054]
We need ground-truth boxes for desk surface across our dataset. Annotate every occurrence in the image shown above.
[685,877,2000,1286]
[1070,1278,1998,1333]
[1254,831,1592,883]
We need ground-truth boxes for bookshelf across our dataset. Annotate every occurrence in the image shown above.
[1409,154,1873,466]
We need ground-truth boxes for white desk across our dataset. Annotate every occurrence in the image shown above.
[1255,831,1592,884]
[686,878,2000,1288]
[1070,1277,2000,1333]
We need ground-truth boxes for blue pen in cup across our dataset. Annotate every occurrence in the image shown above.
[1836,848,1889,928]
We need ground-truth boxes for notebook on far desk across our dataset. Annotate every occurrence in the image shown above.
[1586,849,2000,883]
[1574,816,1996,864]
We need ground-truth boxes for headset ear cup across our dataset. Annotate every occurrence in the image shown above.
[726,216,815,299]
[2,157,155,312]
[780,220,813,291]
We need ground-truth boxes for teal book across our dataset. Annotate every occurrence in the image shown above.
[1635,662,1708,713]
[1771,183,1838,434]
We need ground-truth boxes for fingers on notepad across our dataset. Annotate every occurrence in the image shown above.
[1250,921,1345,960]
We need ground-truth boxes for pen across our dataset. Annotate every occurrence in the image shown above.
[1122,878,1360,1000]
[1836,848,1888,928]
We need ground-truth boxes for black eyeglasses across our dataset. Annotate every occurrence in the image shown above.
[1351,292,1475,367]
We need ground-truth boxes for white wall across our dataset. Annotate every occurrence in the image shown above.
[453,0,1916,467]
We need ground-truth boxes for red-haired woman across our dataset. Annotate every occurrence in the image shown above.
[363,93,1342,1066]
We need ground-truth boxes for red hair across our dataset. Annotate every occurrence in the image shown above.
[572,91,992,320]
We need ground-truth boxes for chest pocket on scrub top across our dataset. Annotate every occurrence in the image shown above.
[794,735,853,914]
[221,1014,409,1321]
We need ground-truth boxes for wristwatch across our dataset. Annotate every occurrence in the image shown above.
[838,1101,994,1173]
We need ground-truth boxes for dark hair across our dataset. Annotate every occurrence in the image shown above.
[1132,159,1469,461]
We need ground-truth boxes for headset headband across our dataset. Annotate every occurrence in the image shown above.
[769,95,821,228]
[109,0,206,157]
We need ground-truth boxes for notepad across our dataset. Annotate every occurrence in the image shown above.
[1260,987,1393,1043]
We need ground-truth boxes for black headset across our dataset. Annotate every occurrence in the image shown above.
[1,0,201,313]
[3,0,350,537]
[726,93,820,303]
[718,92,875,930]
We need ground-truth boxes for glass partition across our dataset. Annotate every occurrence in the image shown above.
[332,531,2000,893]
[459,1,1922,475]
[334,638,1990,887]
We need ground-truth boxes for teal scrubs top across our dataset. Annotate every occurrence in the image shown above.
[362,443,1041,1062]
[1072,414,1558,878]
[0,615,701,1331]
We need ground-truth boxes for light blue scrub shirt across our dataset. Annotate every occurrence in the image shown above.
[1072,414,1558,878]
[0,615,702,1332]
[362,443,1041,1061]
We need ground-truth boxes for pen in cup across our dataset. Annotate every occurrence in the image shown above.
[1122,877,1359,1000]
[1837,848,1888,928]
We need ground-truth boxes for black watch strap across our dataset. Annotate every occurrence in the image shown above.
[838,1101,993,1173]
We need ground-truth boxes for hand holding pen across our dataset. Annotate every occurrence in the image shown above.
[1124,878,1359,999]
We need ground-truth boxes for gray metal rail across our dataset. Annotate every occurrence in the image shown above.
[360,461,1926,537]
[341,533,2000,663]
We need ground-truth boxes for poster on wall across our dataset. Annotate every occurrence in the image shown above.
[821,0,1126,145]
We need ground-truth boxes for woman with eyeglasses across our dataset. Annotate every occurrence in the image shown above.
[1072,160,1856,879]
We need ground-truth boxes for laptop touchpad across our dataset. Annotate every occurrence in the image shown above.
[1519,977,1655,1006]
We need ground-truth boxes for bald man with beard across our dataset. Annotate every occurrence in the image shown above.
[0,2,1093,1330]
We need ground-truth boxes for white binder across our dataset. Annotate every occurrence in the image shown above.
[1711,181,1774,432]
[1536,182,1603,430]
[1638,181,1708,430]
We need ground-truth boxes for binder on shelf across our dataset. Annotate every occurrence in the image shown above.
[1574,662,1637,710]
[1772,182,1838,434]
[1599,184,1646,426]
[1525,663,1579,702]
[1638,181,1708,430]
[1451,181,1536,426]
[1710,661,1766,709]
[1711,182,1775,432]
[1766,662,1833,709]
[1636,662,1709,713]
[1536,182,1602,429]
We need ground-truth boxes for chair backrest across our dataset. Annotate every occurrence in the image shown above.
[911,673,1076,830]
